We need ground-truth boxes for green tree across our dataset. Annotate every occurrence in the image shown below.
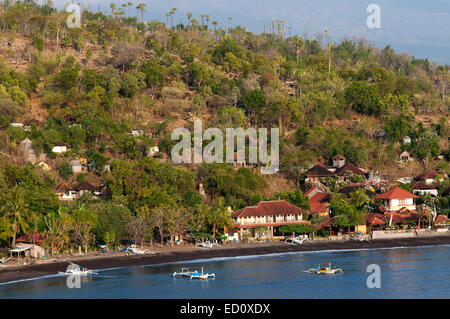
[0,187,29,247]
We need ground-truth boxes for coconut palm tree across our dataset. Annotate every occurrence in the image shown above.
[212,20,218,32]
[207,198,233,240]
[136,3,146,23]
[1,187,29,247]
[110,3,116,16]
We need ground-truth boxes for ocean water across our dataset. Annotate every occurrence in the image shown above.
[1,245,449,299]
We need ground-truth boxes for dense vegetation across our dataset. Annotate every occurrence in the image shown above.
[0,2,448,253]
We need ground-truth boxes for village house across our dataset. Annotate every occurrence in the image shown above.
[305,165,335,183]
[55,182,77,201]
[145,138,160,157]
[375,186,418,212]
[396,150,411,163]
[74,181,103,198]
[305,186,331,218]
[70,160,83,173]
[331,154,346,168]
[411,182,439,197]
[334,162,366,181]
[414,169,441,185]
[13,233,46,259]
[52,142,68,154]
[231,200,310,239]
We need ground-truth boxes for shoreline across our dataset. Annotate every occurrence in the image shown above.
[1,235,450,285]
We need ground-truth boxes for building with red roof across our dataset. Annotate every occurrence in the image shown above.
[231,200,310,238]
[335,162,366,179]
[375,186,418,211]
[305,165,335,183]
[308,193,331,217]
[414,169,441,185]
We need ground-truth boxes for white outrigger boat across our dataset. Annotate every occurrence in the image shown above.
[59,262,97,276]
[304,263,343,274]
[172,267,216,280]
[128,244,150,254]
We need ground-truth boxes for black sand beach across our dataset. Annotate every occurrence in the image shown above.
[1,235,450,285]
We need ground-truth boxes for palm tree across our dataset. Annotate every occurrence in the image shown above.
[187,12,193,28]
[170,7,177,30]
[1,187,29,247]
[349,189,370,210]
[136,3,146,23]
[207,198,233,240]
[292,35,304,64]
[110,3,116,16]
[324,29,332,76]
[227,17,232,33]
[212,20,218,32]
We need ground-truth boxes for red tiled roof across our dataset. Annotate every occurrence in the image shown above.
[16,233,46,244]
[231,200,308,218]
[415,169,438,180]
[234,220,310,229]
[56,183,73,191]
[435,215,449,223]
[332,154,345,160]
[369,217,385,225]
[309,193,331,213]
[317,216,337,229]
[338,186,375,196]
[306,165,335,177]
[304,186,318,197]
[411,182,438,190]
[335,162,366,176]
[375,186,418,200]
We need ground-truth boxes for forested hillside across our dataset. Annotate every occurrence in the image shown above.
[0,2,448,250]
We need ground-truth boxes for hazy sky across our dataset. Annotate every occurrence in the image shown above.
[51,0,450,64]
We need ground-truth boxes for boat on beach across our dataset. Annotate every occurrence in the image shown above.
[304,262,343,274]
[58,262,97,276]
[172,267,216,280]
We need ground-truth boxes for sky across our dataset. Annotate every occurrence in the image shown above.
[49,0,450,64]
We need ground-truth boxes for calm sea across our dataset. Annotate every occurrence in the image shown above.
[1,245,449,299]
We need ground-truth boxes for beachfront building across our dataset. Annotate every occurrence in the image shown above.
[231,200,310,239]
[308,192,331,218]
[375,186,418,212]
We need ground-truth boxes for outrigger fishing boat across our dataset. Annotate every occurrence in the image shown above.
[304,262,343,274]
[59,262,97,276]
[172,267,216,280]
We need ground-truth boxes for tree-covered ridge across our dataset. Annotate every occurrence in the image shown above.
[0,2,448,251]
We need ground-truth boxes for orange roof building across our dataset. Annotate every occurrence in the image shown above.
[232,200,310,230]
[375,186,418,211]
